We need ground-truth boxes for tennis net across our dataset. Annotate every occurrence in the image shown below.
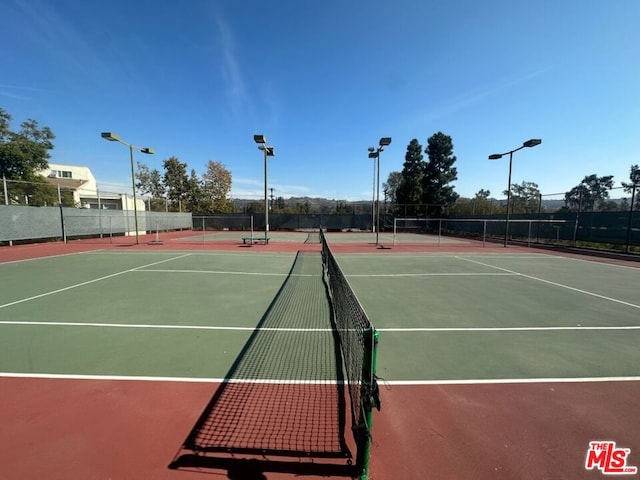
[320,228,380,477]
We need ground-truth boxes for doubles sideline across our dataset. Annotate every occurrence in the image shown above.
[1,371,639,385]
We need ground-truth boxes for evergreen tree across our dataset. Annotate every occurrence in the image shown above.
[422,132,459,216]
[396,139,424,215]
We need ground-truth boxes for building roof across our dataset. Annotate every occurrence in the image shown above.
[44,177,88,190]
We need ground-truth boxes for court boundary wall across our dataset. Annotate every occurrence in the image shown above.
[0,205,191,244]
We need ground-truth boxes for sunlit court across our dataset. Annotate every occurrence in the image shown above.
[3,1,640,478]
[1,230,638,479]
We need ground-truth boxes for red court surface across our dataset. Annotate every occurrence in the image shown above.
[2,377,639,479]
[2,234,639,479]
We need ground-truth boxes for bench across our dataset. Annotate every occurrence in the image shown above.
[241,237,269,245]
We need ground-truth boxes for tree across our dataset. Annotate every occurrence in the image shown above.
[396,139,424,215]
[136,161,165,199]
[163,156,189,211]
[201,160,233,213]
[245,201,263,214]
[622,164,640,209]
[335,201,353,214]
[0,108,59,206]
[296,201,310,214]
[504,181,540,214]
[184,169,204,212]
[564,174,614,211]
[382,171,402,206]
[449,190,500,215]
[422,132,459,216]
[471,189,497,215]
[0,108,55,181]
[476,188,491,200]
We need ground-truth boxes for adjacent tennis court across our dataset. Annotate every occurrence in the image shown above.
[0,231,638,479]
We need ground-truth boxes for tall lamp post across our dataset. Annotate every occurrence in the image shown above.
[101,132,154,245]
[368,148,376,232]
[489,138,542,247]
[368,137,392,246]
[253,134,275,243]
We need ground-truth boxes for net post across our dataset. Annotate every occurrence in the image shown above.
[357,328,380,479]
[393,217,397,246]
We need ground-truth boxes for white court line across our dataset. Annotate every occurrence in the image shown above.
[378,326,640,332]
[0,321,333,331]
[83,251,295,258]
[0,253,192,310]
[347,272,517,277]
[0,372,638,385]
[134,269,313,277]
[456,256,640,310]
[2,321,638,333]
[0,372,335,384]
[383,377,640,386]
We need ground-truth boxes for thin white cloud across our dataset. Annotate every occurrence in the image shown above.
[420,67,552,122]
[0,84,43,100]
[9,2,108,84]
[214,12,252,117]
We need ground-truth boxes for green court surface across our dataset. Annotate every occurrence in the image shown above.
[1,249,639,384]
[167,230,466,245]
[338,253,640,381]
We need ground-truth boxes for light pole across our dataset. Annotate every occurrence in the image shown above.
[368,137,392,246]
[625,175,639,254]
[101,132,154,245]
[253,134,275,243]
[489,138,542,247]
[368,148,376,232]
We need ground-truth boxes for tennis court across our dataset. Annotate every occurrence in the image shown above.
[1,231,639,479]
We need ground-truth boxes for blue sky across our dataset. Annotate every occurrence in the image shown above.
[2,0,639,201]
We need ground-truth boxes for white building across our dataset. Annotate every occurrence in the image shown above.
[43,163,145,211]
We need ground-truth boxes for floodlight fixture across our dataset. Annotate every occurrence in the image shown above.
[368,147,375,153]
[523,138,542,148]
[101,132,120,142]
[254,134,266,144]
[379,137,392,147]
[488,154,502,160]
[258,145,275,155]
